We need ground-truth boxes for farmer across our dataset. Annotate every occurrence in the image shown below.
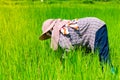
[39,17,115,73]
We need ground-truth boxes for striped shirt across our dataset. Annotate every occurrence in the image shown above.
[58,17,105,52]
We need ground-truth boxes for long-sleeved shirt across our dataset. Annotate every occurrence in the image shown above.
[58,17,105,52]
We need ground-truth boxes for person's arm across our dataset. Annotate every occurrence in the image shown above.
[59,33,73,52]
[58,33,73,62]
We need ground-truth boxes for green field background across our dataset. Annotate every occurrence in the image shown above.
[0,1,120,80]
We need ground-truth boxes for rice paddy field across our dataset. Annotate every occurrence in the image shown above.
[0,1,120,80]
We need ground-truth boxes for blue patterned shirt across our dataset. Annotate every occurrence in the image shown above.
[58,17,105,52]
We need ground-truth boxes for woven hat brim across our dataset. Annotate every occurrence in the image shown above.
[39,20,56,40]
[39,33,51,40]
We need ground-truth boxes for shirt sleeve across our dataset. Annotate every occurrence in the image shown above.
[58,33,73,52]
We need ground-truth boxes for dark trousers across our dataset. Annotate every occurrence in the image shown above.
[94,25,112,67]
